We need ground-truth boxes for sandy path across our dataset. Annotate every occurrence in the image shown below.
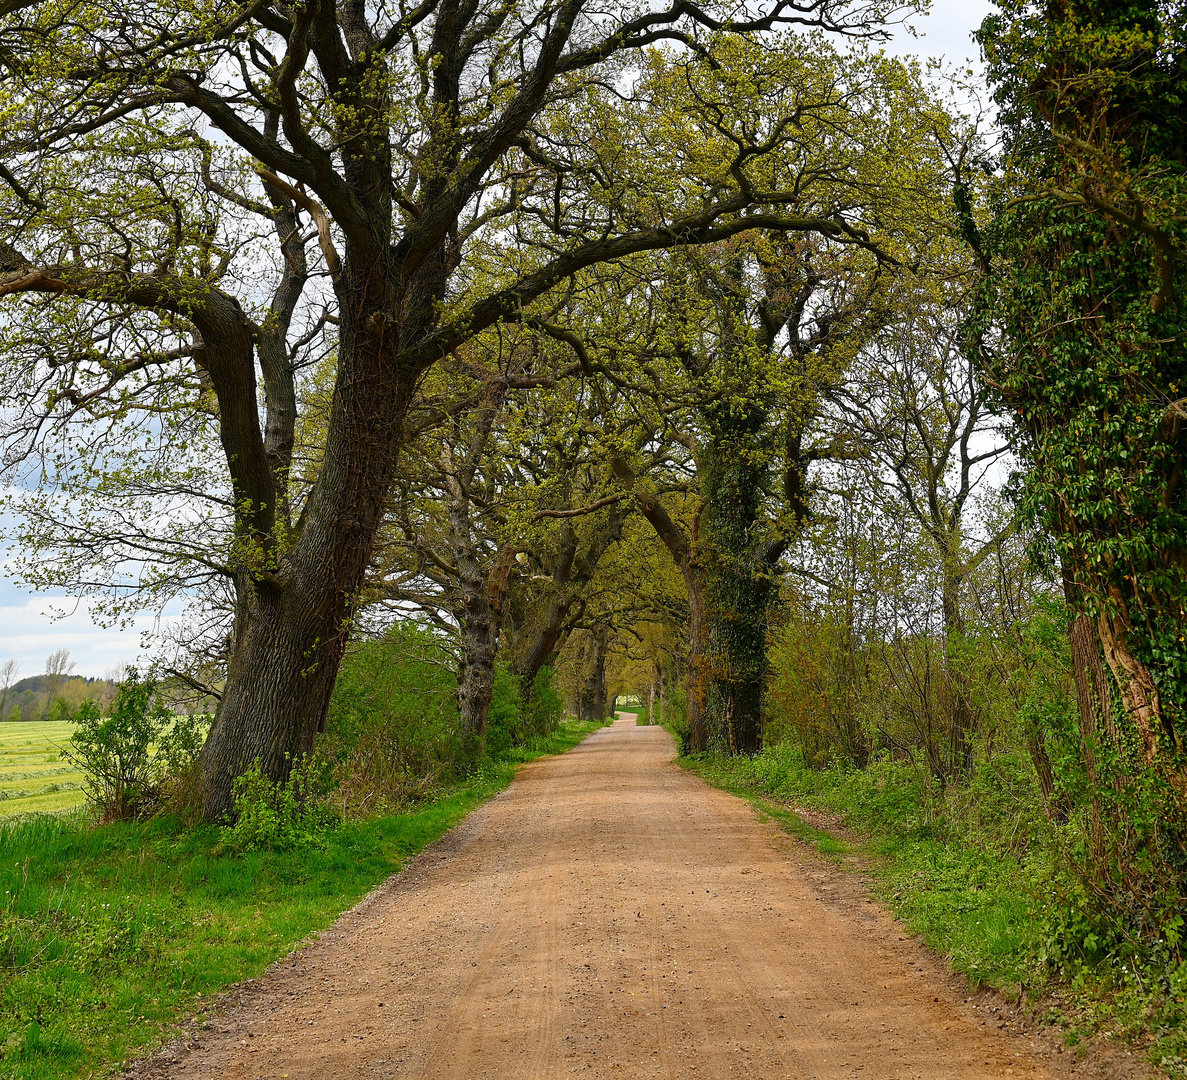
[132,717,1093,1080]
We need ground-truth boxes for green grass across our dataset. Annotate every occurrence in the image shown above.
[0,723,85,819]
[0,717,608,1080]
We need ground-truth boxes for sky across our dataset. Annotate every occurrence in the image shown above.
[0,0,997,682]
[889,0,996,68]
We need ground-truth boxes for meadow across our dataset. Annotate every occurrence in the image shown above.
[0,722,84,818]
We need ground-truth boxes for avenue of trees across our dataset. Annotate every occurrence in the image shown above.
[0,0,1184,957]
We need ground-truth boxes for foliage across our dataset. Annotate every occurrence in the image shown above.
[62,670,204,822]
[663,686,691,755]
[319,624,462,815]
[970,0,1187,959]
[975,0,1187,772]
[487,666,520,757]
[220,759,337,852]
[488,664,566,755]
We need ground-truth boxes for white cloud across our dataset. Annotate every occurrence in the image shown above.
[0,595,183,679]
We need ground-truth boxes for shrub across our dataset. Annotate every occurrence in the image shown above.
[519,666,564,739]
[487,667,519,756]
[221,758,337,851]
[320,622,462,814]
[665,687,689,753]
[64,669,204,821]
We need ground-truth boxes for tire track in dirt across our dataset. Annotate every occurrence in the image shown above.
[128,717,1136,1080]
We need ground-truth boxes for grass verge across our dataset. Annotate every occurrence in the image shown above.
[0,717,609,1080]
[681,749,1046,995]
[680,745,1187,1077]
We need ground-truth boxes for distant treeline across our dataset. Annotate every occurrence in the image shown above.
[1,675,118,723]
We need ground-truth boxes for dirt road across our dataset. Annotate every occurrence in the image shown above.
[131,717,1122,1080]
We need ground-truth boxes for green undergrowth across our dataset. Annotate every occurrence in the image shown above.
[682,742,1187,1076]
[0,717,607,1080]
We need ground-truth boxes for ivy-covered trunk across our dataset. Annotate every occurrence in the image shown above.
[974,0,1187,939]
[699,391,776,757]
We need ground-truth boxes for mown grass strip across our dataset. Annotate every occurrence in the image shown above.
[0,722,86,819]
[0,717,609,1080]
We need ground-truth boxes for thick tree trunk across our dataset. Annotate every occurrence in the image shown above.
[456,544,518,748]
[195,248,412,821]
[457,590,501,749]
[1064,570,1124,860]
[725,678,763,755]
[578,626,608,721]
[1096,586,1165,764]
[195,571,346,819]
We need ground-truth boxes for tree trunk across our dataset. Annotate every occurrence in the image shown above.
[1025,730,1065,822]
[685,562,711,752]
[513,506,626,698]
[578,626,608,721]
[940,567,975,778]
[457,590,500,749]
[1063,567,1122,864]
[195,246,416,821]
[1096,585,1165,764]
[725,678,763,755]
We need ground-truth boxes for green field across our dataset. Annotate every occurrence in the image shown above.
[0,722,85,818]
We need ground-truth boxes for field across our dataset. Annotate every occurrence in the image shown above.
[0,721,85,818]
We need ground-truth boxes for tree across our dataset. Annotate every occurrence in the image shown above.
[1,1,912,819]
[0,659,18,722]
[836,255,1013,777]
[968,0,1187,934]
[42,648,75,720]
[974,0,1187,784]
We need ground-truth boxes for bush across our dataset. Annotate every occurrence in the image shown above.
[320,622,463,814]
[64,669,204,821]
[521,666,564,739]
[488,665,565,752]
[487,667,519,756]
[221,758,337,852]
[665,687,689,753]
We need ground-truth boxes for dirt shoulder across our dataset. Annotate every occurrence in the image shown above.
[128,717,1154,1080]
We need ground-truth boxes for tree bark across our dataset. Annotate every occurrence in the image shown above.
[578,625,608,721]
[196,264,409,817]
